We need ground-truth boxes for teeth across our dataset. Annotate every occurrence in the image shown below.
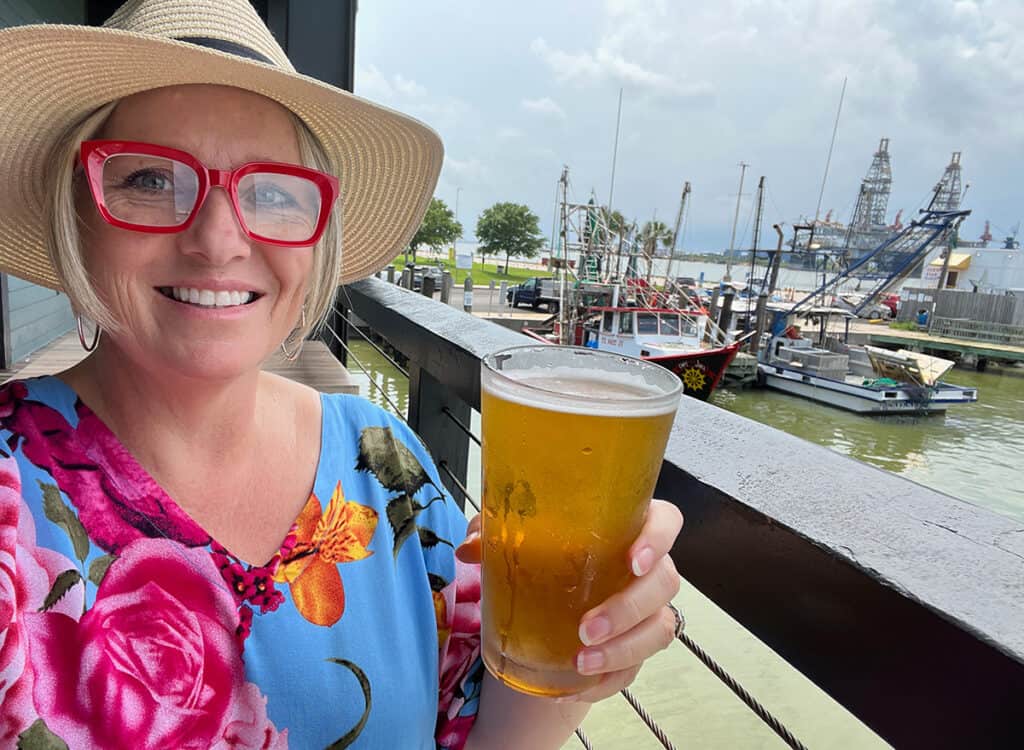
[169,287,254,308]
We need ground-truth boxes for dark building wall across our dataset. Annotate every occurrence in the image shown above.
[0,0,84,364]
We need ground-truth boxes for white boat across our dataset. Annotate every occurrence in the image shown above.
[758,334,978,415]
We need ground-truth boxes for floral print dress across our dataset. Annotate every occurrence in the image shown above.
[0,377,484,749]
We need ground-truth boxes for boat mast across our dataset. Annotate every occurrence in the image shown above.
[725,161,748,281]
[747,176,765,320]
[666,181,690,289]
[559,166,571,345]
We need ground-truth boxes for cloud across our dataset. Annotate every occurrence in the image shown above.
[444,156,488,183]
[521,97,566,120]
[497,127,524,139]
[529,37,713,99]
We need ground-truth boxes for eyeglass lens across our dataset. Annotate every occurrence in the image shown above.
[100,153,323,243]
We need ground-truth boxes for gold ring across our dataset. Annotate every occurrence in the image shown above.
[667,602,685,638]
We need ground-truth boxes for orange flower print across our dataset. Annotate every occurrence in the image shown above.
[273,481,378,626]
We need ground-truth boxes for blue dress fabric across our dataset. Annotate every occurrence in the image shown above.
[0,376,484,749]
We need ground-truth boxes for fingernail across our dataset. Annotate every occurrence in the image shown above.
[579,615,611,646]
[632,546,655,577]
[577,649,605,675]
[462,531,480,545]
[555,695,579,704]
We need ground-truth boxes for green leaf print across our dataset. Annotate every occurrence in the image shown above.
[38,569,83,612]
[356,426,429,495]
[418,526,453,550]
[325,659,373,749]
[38,481,90,562]
[386,494,421,560]
[87,554,117,587]
[17,719,68,750]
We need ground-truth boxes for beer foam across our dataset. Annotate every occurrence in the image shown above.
[482,365,680,416]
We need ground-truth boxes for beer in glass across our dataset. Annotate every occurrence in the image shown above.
[480,345,681,697]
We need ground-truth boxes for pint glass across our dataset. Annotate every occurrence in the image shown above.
[479,345,682,697]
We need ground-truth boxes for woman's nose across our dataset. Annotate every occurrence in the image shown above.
[179,187,251,265]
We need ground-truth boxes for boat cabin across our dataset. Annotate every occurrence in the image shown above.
[582,307,708,358]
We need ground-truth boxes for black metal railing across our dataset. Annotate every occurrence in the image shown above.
[325,275,1024,749]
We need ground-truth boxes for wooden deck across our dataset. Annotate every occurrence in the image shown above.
[1,331,359,393]
[866,326,1024,362]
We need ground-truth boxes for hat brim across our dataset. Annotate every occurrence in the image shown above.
[0,24,443,289]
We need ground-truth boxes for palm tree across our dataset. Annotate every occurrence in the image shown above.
[638,220,672,258]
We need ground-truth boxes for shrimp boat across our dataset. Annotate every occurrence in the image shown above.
[521,281,740,401]
[521,168,740,400]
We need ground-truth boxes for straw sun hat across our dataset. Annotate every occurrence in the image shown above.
[0,0,443,289]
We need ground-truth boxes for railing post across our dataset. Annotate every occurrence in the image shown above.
[440,271,452,304]
[387,265,396,284]
[718,289,735,334]
[421,275,436,298]
[752,292,768,353]
[463,276,474,313]
[324,286,348,367]
[407,362,472,510]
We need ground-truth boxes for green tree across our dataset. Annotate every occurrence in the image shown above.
[407,197,462,264]
[638,219,673,258]
[475,202,546,271]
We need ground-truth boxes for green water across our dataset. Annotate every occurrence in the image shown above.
[711,366,1024,523]
[350,339,1024,524]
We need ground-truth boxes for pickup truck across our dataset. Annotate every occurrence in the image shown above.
[506,277,560,313]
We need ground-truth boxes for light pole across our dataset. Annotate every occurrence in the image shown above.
[453,187,462,281]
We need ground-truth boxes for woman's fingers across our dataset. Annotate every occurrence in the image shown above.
[455,514,482,564]
[577,604,678,677]
[579,553,680,647]
[628,499,683,577]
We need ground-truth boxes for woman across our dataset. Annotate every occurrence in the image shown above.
[0,1,684,748]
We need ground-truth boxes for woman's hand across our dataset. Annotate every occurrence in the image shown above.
[456,499,684,704]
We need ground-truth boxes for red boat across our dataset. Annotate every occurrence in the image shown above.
[523,305,740,401]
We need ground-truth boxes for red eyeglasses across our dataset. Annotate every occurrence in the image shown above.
[79,140,340,247]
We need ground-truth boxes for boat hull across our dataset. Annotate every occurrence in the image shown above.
[644,345,741,401]
[522,326,739,401]
[758,363,978,415]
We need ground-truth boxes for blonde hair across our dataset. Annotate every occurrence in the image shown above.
[45,96,342,345]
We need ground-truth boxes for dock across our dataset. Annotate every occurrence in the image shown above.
[866,326,1024,364]
[1,332,359,393]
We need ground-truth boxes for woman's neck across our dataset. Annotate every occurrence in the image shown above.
[59,343,265,470]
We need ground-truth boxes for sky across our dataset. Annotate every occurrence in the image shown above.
[354,0,1024,254]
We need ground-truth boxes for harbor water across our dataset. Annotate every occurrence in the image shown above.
[712,366,1024,523]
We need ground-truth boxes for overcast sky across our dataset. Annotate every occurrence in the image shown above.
[354,1,1023,253]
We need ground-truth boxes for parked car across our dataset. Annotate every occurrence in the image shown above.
[408,264,444,292]
[506,277,559,313]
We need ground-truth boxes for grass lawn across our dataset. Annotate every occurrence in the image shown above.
[400,256,542,285]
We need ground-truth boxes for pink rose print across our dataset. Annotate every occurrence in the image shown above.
[0,381,27,420]
[211,682,288,750]
[25,538,282,750]
[435,557,482,748]
[0,454,83,743]
[0,386,208,554]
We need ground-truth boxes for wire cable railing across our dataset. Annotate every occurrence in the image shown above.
[322,302,810,750]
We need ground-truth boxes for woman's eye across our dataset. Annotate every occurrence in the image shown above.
[123,169,173,192]
[252,184,297,207]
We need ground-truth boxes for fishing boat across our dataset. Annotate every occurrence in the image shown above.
[758,325,977,414]
[751,206,981,415]
[520,168,740,400]
[523,301,740,401]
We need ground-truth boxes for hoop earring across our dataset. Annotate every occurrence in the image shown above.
[76,314,100,352]
[280,307,308,362]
